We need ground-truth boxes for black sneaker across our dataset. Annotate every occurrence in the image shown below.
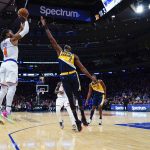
[81,118,89,126]
[75,120,82,132]
[59,120,64,129]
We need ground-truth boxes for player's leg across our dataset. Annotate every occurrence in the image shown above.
[64,99,76,130]
[88,105,96,124]
[4,83,17,115]
[0,85,8,109]
[0,84,8,124]
[98,94,104,125]
[71,73,88,126]
[0,64,7,111]
[0,63,8,124]
[98,105,102,125]
[62,77,82,131]
[56,98,64,129]
[2,62,18,122]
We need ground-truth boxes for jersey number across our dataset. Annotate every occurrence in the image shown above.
[4,47,8,57]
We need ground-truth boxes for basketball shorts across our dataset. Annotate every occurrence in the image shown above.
[0,61,18,85]
[56,97,70,108]
[93,92,104,106]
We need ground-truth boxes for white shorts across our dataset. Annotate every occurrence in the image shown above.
[56,97,70,108]
[0,61,18,85]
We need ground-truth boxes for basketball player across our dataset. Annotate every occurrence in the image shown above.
[86,75,106,125]
[40,16,96,131]
[55,82,76,130]
[0,15,29,122]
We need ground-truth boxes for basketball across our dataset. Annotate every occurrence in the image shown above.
[18,8,29,18]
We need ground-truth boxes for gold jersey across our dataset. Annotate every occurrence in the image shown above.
[91,80,104,93]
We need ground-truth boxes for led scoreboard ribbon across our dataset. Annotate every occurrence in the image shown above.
[101,0,122,12]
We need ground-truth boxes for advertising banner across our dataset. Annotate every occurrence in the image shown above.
[28,5,91,22]
[111,104,150,112]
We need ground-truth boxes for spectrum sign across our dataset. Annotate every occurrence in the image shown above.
[28,5,91,22]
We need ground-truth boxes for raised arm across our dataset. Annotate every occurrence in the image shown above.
[15,23,24,36]
[74,54,94,80]
[40,16,63,56]
[11,17,29,44]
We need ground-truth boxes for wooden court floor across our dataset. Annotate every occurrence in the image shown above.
[0,111,150,150]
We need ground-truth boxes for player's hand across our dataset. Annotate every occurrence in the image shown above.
[40,16,46,26]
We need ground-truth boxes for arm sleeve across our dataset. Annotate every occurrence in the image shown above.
[19,21,29,38]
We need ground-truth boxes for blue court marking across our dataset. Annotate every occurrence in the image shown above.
[8,122,57,150]
[115,122,150,130]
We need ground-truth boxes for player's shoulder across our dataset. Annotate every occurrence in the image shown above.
[4,38,10,42]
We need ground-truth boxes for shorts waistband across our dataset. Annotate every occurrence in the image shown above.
[60,70,76,76]
[3,59,17,63]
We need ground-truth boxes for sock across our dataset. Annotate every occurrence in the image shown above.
[80,109,87,122]
[90,110,95,120]
[99,118,102,124]
[66,106,76,125]
[0,85,8,108]
[6,84,16,114]
[56,105,62,122]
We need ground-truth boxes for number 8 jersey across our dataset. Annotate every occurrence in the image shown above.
[1,38,18,61]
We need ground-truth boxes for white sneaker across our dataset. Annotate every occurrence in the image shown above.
[72,124,76,130]
[88,118,92,125]
[99,119,102,125]
[1,111,14,123]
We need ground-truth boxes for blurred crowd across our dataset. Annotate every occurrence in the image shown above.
[1,72,150,112]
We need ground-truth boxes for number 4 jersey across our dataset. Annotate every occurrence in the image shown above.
[1,38,18,61]
[0,38,18,85]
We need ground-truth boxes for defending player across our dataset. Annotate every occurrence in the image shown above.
[55,82,76,130]
[40,16,95,131]
[86,75,106,125]
[0,12,29,122]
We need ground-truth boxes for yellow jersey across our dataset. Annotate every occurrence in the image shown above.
[90,80,104,94]
[58,51,76,73]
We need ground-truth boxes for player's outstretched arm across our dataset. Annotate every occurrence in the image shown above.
[40,16,63,56]
[74,54,94,80]
[85,84,93,105]
[15,23,24,35]
[11,20,29,45]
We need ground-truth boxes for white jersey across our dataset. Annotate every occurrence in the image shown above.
[1,38,18,61]
[57,83,67,99]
